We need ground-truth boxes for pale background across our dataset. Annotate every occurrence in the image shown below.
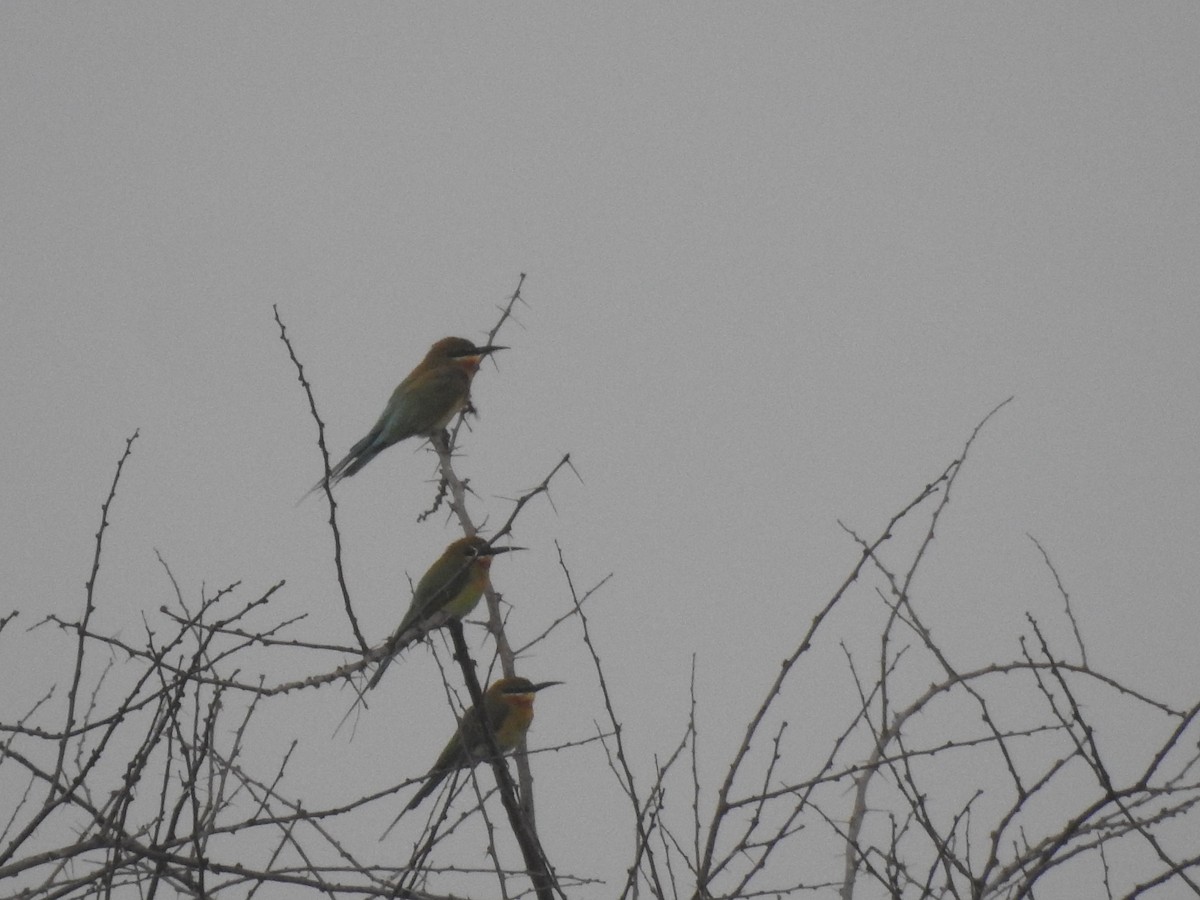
[3,4,1199,896]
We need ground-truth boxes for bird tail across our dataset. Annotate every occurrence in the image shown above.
[362,616,431,691]
[364,652,394,692]
[405,769,450,811]
[298,431,381,502]
[334,630,415,735]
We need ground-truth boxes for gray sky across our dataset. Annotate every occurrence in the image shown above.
[3,4,1199,896]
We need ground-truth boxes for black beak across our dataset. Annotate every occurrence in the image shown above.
[482,544,524,556]
[469,344,506,358]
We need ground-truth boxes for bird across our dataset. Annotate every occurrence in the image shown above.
[307,336,505,496]
[365,536,521,691]
[405,676,561,811]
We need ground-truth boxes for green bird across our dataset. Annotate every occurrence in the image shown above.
[405,677,561,811]
[366,536,521,691]
[308,336,504,496]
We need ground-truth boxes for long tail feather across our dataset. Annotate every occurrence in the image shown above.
[298,431,380,502]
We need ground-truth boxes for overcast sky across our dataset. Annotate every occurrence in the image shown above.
[3,4,1199,897]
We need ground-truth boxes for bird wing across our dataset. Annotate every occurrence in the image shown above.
[395,558,472,635]
[303,363,473,497]
[374,365,472,446]
[363,605,454,691]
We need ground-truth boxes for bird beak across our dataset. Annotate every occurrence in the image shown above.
[471,344,506,358]
[529,681,563,693]
[482,544,524,556]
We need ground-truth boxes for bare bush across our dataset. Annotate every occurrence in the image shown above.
[2,287,1196,899]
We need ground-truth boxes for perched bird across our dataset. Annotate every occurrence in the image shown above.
[365,536,521,691]
[406,677,561,811]
[308,336,504,496]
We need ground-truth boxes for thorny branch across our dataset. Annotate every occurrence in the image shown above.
[3,337,1198,900]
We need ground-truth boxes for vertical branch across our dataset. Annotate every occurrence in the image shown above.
[1027,534,1088,668]
[555,544,668,900]
[429,432,517,678]
[425,275,550,827]
[484,272,526,347]
[273,304,367,652]
[447,623,561,900]
[54,430,138,797]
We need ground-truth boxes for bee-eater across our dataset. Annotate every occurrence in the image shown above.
[406,677,561,811]
[366,536,521,691]
[309,336,504,495]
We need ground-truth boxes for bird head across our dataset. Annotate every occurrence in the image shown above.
[451,535,523,570]
[426,337,506,372]
[488,677,563,702]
